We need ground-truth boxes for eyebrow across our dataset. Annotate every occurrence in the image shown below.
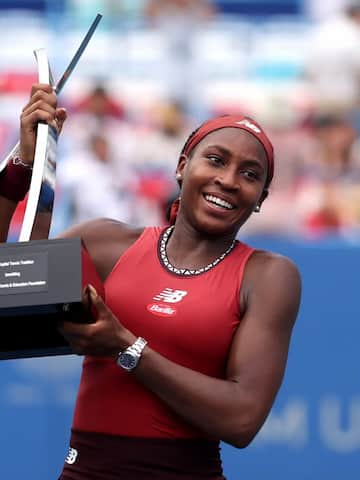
[204,144,266,171]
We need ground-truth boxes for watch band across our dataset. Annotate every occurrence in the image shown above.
[116,337,148,372]
[128,337,147,356]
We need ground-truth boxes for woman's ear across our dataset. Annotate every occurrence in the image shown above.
[175,154,189,184]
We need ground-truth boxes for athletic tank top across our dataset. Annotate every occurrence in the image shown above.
[72,226,254,438]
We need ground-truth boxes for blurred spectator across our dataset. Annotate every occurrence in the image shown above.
[241,111,360,238]
[144,0,216,108]
[292,112,360,237]
[58,133,134,224]
[130,99,189,225]
[64,82,132,168]
[145,0,215,30]
[71,84,125,120]
[132,99,188,173]
[305,1,360,110]
[145,0,215,21]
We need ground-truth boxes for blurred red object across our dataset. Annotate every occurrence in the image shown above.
[137,174,173,202]
[0,72,37,93]
[8,197,27,238]
[305,209,342,236]
[72,85,125,119]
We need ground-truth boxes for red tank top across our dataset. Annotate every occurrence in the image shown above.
[73,226,254,438]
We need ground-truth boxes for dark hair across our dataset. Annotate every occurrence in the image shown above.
[176,125,202,188]
[180,125,201,156]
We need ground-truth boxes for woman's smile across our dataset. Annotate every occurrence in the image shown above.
[203,193,236,211]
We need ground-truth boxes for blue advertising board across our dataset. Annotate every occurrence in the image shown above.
[0,236,359,479]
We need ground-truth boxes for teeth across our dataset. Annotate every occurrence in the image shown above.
[205,195,234,210]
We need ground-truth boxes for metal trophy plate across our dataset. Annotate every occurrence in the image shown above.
[0,14,104,360]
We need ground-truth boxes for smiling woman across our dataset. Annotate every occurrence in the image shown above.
[175,118,272,238]
[0,86,301,480]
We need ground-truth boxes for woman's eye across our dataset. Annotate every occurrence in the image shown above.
[242,170,259,180]
[207,155,223,165]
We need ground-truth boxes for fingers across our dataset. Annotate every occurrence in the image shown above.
[22,88,57,124]
[21,102,57,131]
[19,83,63,163]
[57,320,93,355]
[23,85,57,114]
[60,285,124,356]
[86,284,109,315]
[30,82,53,98]
[55,107,67,134]
[81,284,108,322]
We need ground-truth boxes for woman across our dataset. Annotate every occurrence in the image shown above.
[0,84,301,479]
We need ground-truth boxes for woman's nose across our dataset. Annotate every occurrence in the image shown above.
[215,168,238,189]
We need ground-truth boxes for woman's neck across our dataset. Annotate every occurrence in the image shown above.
[165,220,237,271]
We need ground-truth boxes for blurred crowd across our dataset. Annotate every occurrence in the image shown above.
[3,0,360,240]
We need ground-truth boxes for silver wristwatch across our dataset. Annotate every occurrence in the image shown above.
[116,337,148,372]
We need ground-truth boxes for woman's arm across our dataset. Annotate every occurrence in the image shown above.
[135,252,301,446]
[59,251,301,447]
[0,83,66,242]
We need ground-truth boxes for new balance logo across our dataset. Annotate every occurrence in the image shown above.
[153,288,188,303]
[147,304,177,316]
[65,447,78,465]
[235,119,261,134]
[147,288,188,317]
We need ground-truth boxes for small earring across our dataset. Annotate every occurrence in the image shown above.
[175,173,182,180]
[254,205,261,213]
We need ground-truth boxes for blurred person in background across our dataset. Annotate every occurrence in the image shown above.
[0,84,301,479]
[65,82,129,153]
[239,108,360,238]
[130,99,189,225]
[144,0,216,109]
[60,81,136,227]
[292,112,360,236]
[59,133,134,225]
[305,0,360,111]
[71,84,125,120]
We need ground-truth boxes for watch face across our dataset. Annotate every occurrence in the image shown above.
[119,352,137,371]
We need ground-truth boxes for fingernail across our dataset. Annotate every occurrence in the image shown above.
[88,284,98,300]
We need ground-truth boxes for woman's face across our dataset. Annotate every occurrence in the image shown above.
[176,127,268,236]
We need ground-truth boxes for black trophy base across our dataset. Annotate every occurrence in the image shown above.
[0,237,103,360]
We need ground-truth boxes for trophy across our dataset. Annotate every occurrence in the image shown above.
[0,14,104,360]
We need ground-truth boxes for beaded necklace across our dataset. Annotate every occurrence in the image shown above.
[159,225,236,276]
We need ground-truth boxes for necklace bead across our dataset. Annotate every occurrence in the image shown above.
[159,226,236,276]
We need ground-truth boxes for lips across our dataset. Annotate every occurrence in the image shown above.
[204,194,236,210]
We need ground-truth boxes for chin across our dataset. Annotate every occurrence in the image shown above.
[194,218,241,237]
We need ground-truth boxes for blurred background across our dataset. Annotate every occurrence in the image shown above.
[0,0,359,479]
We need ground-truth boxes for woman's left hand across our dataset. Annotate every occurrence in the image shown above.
[58,285,136,357]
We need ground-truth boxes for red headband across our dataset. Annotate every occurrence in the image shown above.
[183,115,274,187]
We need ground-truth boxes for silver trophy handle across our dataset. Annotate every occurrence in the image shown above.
[19,48,57,242]
[0,13,103,242]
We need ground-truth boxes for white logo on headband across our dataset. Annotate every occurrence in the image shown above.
[235,119,261,134]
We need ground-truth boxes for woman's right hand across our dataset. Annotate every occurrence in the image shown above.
[19,83,67,165]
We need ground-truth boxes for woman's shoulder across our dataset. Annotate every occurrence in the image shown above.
[248,248,299,271]
[60,218,146,281]
[240,248,301,327]
[244,248,301,301]
[61,217,144,244]
[251,248,300,280]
